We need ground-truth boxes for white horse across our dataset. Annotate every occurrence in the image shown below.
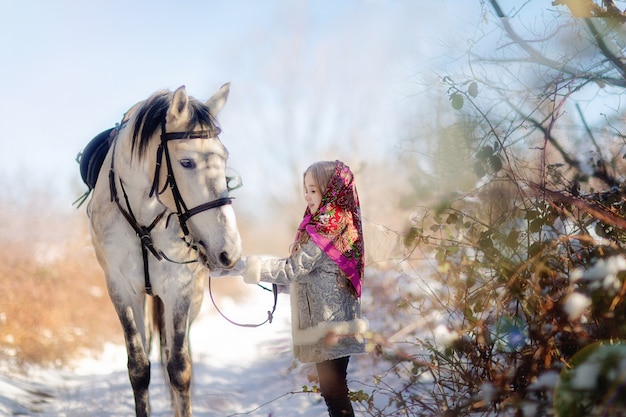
[86,83,242,417]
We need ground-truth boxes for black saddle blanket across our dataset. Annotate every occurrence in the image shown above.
[79,128,114,189]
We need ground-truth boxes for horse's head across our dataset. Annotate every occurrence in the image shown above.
[129,83,242,269]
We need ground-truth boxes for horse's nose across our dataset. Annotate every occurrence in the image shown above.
[219,251,236,268]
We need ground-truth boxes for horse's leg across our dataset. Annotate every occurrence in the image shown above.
[187,272,205,369]
[113,291,152,417]
[164,292,194,417]
[151,296,178,410]
[153,271,204,417]
[189,271,205,323]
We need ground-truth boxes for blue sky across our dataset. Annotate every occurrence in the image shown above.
[0,0,476,213]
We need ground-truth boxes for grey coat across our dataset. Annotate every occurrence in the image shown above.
[245,240,367,363]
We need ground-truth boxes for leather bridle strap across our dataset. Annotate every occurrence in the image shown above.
[178,197,232,224]
[108,139,166,296]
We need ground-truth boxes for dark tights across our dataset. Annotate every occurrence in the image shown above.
[316,356,355,417]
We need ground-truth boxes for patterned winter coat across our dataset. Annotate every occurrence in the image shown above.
[244,240,368,363]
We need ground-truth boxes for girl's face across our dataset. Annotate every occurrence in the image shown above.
[304,172,323,214]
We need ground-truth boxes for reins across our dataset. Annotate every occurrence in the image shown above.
[208,278,278,328]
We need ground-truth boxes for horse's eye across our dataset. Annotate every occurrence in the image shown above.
[180,159,195,169]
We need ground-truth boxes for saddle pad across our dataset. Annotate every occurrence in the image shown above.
[79,127,114,189]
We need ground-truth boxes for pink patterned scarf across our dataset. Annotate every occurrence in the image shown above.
[296,161,364,297]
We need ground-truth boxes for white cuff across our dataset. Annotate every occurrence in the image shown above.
[243,255,261,284]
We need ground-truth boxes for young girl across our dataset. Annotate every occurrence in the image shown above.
[243,160,367,417]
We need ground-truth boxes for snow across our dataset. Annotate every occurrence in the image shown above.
[0,284,385,417]
[562,292,592,321]
[570,255,626,293]
[527,371,559,392]
[477,382,496,403]
[569,361,599,390]
[432,324,458,348]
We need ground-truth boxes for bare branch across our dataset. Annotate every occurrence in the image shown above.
[491,0,626,87]
[531,182,626,229]
[490,0,581,75]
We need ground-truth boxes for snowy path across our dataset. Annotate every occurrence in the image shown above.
[0,287,347,417]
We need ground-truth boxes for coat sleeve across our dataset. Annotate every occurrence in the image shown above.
[243,241,323,285]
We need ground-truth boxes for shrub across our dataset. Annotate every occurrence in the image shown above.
[0,207,120,370]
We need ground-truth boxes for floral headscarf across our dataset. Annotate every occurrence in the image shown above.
[296,161,364,297]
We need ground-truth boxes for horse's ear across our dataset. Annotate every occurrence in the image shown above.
[206,82,230,116]
[167,85,190,125]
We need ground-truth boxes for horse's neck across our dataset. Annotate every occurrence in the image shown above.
[113,138,164,223]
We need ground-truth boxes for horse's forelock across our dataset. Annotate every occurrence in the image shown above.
[130,92,220,159]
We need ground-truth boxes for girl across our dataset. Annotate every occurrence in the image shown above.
[243,160,367,417]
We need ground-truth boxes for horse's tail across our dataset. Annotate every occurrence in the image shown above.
[149,296,169,367]
[150,296,164,354]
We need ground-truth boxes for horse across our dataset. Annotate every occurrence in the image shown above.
[84,83,242,417]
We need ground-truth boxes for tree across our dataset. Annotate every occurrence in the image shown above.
[371,1,626,416]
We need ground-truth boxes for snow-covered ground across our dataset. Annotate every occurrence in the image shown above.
[0,283,387,417]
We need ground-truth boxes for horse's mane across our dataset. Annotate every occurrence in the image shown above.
[130,90,221,158]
